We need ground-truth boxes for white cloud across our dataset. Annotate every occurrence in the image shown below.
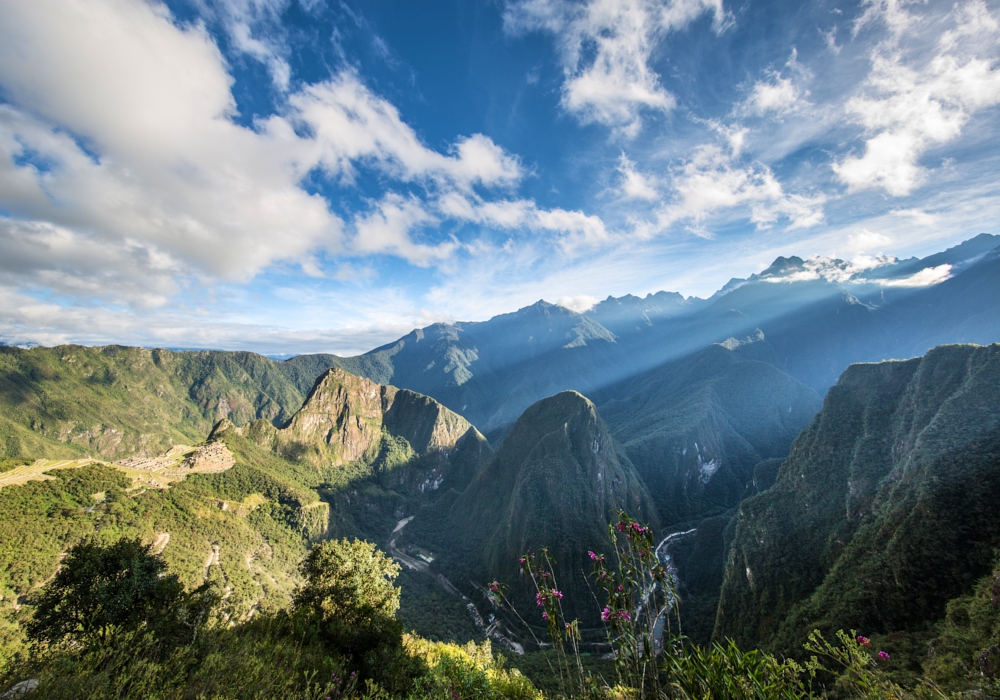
[556,294,599,312]
[877,263,953,287]
[211,0,293,90]
[351,194,456,265]
[617,154,660,200]
[747,76,804,116]
[834,1,1000,196]
[504,0,731,133]
[0,0,530,304]
[654,143,825,234]
[847,229,893,253]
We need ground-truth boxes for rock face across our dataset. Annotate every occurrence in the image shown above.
[238,368,485,470]
[714,343,1000,653]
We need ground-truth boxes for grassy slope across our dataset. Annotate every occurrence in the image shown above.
[715,344,1000,663]
[0,345,345,461]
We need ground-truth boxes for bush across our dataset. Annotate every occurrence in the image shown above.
[294,538,419,691]
[27,538,183,647]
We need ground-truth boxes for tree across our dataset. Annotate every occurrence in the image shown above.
[294,538,417,689]
[28,538,183,647]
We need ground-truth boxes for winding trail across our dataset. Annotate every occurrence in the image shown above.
[151,533,170,555]
[388,517,524,655]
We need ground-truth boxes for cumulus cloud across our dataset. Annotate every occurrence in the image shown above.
[0,0,533,308]
[834,1,1000,196]
[504,0,731,133]
[617,154,660,200]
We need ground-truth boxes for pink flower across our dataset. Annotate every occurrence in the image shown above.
[601,607,612,622]
[857,635,871,647]
[542,611,549,620]
[588,551,598,561]
[536,592,546,606]
[617,585,623,592]
[488,581,500,593]
[617,610,631,621]
[519,557,526,564]
[878,651,890,662]
[551,589,563,599]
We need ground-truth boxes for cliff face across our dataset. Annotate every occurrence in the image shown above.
[239,367,486,472]
[714,344,1000,653]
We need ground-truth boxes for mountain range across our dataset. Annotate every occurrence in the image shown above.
[1,233,999,685]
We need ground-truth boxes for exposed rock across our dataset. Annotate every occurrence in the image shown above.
[237,368,483,469]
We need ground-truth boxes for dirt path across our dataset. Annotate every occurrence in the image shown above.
[151,533,170,555]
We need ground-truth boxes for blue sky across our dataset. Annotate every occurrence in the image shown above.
[1,0,999,355]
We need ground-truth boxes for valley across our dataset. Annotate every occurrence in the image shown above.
[1,234,1000,696]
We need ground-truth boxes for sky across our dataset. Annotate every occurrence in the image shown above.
[1,0,999,356]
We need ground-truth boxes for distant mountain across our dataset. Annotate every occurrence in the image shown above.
[401,391,658,625]
[714,343,1000,654]
[341,235,1000,429]
[597,342,822,527]
[351,301,621,434]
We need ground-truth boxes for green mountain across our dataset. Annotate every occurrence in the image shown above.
[402,390,658,627]
[232,367,492,540]
[714,343,1000,656]
[0,345,345,461]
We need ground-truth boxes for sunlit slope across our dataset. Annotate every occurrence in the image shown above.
[714,343,1000,653]
[404,391,658,624]
[0,345,345,460]
[598,343,822,527]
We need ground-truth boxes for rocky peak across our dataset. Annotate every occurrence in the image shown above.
[242,367,481,467]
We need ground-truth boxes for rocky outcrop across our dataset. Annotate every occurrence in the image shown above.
[236,368,484,469]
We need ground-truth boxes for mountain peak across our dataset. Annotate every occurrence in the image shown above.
[760,255,807,278]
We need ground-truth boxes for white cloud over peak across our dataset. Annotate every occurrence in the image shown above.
[504,0,731,133]
[834,1,1000,196]
[556,294,599,312]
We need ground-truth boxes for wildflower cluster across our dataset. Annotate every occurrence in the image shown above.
[324,669,357,699]
[804,630,903,699]
[590,511,677,696]
[518,549,576,645]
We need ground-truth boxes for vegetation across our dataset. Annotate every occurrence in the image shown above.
[27,538,185,647]
[716,344,1000,671]
[402,391,658,629]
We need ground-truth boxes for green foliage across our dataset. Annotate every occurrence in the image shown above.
[716,344,1000,669]
[661,637,813,700]
[295,538,414,690]
[27,538,182,646]
[407,636,542,700]
[0,345,343,460]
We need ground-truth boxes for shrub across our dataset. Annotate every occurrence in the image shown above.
[27,538,183,647]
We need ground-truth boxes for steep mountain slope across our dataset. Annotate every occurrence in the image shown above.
[714,343,1000,654]
[402,391,658,625]
[0,345,344,460]
[598,343,822,527]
